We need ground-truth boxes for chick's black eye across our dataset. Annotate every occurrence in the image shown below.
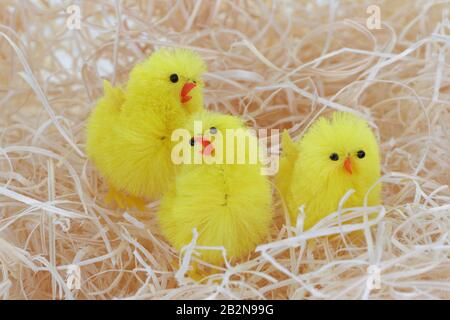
[329,153,339,161]
[190,137,195,146]
[209,127,217,134]
[357,150,366,159]
[169,74,179,83]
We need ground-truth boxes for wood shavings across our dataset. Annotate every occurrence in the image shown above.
[0,0,449,299]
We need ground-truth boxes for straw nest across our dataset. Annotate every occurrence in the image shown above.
[0,0,449,299]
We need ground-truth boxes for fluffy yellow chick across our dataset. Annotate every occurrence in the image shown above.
[86,48,206,208]
[276,112,381,230]
[158,112,273,266]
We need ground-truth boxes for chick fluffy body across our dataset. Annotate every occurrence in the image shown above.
[276,112,381,229]
[86,49,206,204]
[158,112,273,265]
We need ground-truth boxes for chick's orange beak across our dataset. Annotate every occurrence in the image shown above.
[201,138,214,156]
[194,136,214,156]
[181,82,196,103]
[344,156,352,174]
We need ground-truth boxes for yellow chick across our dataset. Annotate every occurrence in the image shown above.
[158,112,273,266]
[276,112,381,230]
[86,48,207,208]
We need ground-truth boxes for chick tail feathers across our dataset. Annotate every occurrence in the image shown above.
[102,80,125,112]
[275,130,299,224]
[86,80,124,175]
[280,130,298,158]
